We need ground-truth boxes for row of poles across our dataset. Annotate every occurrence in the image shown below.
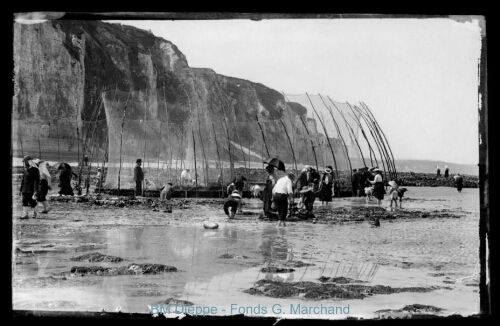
[67,84,397,195]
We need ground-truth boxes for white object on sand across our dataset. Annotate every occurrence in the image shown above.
[203,221,219,229]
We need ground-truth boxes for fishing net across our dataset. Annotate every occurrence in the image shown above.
[100,87,368,191]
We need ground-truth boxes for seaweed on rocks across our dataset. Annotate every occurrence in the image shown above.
[243,279,444,300]
[70,263,177,276]
[70,252,124,262]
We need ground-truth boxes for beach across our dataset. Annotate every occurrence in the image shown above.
[12,186,480,319]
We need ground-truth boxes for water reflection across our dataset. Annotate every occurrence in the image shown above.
[260,227,290,261]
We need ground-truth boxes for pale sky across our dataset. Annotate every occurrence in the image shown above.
[109,17,482,165]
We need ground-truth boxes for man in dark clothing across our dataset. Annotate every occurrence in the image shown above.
[83,155,89,167]
[308,167,321,192]
[133,159,144,197]
[19,155,40,219]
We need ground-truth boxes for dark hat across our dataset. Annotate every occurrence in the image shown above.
[325,168,332,174]
[288,172,295,179]
[167,182,173,186]
[22,155,32,162]
[136,159,142,163]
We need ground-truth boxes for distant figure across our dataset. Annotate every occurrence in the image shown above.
[444,165,449,178]
[436,166,441,177]
[217,174,222,185]
[83,155,89,167]
[224,190,242,219]
[180,169,191,186]
[262,164,278,218]
[272,172,295,227]
[227,183,236,197]
[19,155,40,219]
[133,159,144,197]
[369,168,384,206]
[455,174,464,193]
[96,168,102,187]
[318,167,334,205]
[160,183,174,200]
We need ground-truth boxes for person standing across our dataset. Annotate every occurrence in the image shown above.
[272,172,295,227]
[19,155,40,219]
[262,164,278,219]
[436,166,441,177]
[83,155,89,167]
[35,159,52,214]
[133,159,144,197]
[58,164,76,196]
[318,167,334,205]
[369,168,385,206]
[455,174,464,193]
[444,165,449,178]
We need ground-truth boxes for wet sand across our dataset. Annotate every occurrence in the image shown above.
[12,186,480,319]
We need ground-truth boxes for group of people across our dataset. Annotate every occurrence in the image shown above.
[18,155,52,219]
[258,164,338,227]
[436,165,450,178]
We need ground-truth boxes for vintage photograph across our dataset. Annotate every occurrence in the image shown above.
[11,13,488,320]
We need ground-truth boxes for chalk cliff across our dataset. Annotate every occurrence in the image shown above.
[13,20,347,172]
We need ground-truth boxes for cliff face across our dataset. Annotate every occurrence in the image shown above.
[13,20,338,169]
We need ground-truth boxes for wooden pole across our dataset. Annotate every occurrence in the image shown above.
[352,105,391,182]
[212,123,224,197]
[117,91,131,193]
[346,109,377,168]
[306,92,338,179]
[298,115,319,171]
[360,101,398,181]
[255,115,270,158]
[192,125,198,199]
[319,95,354,194]
[196,105,209,185]
[279,115,298,175]
[357,102,394,180]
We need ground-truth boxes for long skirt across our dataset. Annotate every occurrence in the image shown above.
[319,183,333,202]
[373,182,385,200]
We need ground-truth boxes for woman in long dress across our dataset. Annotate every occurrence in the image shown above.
[59,165,77,196]
[318,167,334,205]
[370,169,385,205]
[262,164,278,218]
